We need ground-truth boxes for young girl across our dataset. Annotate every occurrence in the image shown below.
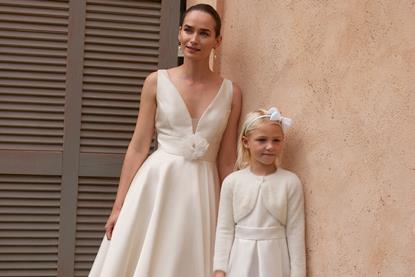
[213,107,306,277]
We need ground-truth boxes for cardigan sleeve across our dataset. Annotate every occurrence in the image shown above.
[213,176,235,273]
[286,175,306,277]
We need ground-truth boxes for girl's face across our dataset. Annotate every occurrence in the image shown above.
[178,10,221,61]
[243,121,284,171]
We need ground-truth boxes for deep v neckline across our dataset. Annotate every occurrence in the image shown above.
[163,70,226,134]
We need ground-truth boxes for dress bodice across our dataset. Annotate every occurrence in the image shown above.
[155,69,233,162]
[238,186,280,228]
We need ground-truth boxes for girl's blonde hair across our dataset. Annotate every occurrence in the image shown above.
[235,109,285,170]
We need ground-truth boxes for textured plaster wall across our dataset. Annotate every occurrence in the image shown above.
[215,0,415,276]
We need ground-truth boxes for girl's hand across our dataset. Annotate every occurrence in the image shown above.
[214,271,226,277]
[105,209,120,240]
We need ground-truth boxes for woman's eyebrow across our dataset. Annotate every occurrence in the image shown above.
[183,24,212,33]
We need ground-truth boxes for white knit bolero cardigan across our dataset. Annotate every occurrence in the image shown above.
[213,167,306,277]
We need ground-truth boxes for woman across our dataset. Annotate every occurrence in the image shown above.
[89,4,242,277]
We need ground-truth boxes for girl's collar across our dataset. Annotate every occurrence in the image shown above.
[245,166,279,180]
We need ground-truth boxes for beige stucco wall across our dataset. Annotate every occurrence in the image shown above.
[188,0,415,276]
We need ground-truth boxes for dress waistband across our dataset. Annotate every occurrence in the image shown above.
[235,225,286,240]
[157,133,216,162]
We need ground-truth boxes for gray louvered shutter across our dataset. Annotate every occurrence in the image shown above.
[0,0,179,276]
[0,1,69,276]
[73,1,180,276]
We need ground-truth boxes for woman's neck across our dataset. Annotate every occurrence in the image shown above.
[180,58,214,82]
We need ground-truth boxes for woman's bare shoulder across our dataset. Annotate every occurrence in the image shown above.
[141,71,159,98]
[145,71,158,85]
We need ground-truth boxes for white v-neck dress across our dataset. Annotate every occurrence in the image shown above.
[89,70,233,277]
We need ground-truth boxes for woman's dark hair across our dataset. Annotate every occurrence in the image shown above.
[180,4,222,37]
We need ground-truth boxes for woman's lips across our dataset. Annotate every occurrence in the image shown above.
[185,46,201,52]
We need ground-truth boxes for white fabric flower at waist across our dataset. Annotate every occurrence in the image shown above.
[180,133,210,160]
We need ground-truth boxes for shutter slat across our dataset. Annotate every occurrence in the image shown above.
[0,14,67,26]
[0,223,59,230]
[83,99,138,109]
[0,95,65,105]
[1,22,67,34]
[77,209,114,216]
[0,230,58,238]
[0,216,59,224]
[0,0,68,10]
[83,82,145,93]
[86,13,160,26]
[0,238,57,246]
[82,108,137,116]
[0,87,65,97]
[80,130,133,140]
[87,4,160,17]
[83,91,140,101]
[0,174,60,182]
[0,254,57,261]
[80,139,130,147]
[85,36,159,48]
[1,111,63,119]
[1,199,60,207]
[0,72,65,82]
[84,56,159,68]
[81,115,136,124]
[1,30,67,41]
[87,0,161,9]
[83,74,147,85]
[1,6,68,18]
[2,63,66,73]
[1,103,64,113]
[1,191,60,199]
[87,20,160,33]
[0,127,62,137]
[0,54,66,65]
[1,46,66,57]
[0,38,67,49]
[0,207,60,215]
[85,58,157,68]
[0,121,62,130]
[87,28,159,40]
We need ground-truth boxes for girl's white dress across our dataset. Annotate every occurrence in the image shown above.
[213,167,306,277]
[89,69,233,277]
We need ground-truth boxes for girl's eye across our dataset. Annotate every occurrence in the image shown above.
[256,138,267,142]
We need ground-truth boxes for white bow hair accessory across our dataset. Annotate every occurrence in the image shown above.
[266,107,292,131]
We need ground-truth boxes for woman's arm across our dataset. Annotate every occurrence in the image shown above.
[217,83,242,182]
[105,71,158,239]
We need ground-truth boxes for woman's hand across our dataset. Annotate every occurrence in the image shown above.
[214,271,226,277]
[105,209,120,240]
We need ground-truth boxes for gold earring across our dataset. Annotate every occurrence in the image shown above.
[178,41,183,57]
[212,48,217,59]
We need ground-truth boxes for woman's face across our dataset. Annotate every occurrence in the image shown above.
[179,10,221,61]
